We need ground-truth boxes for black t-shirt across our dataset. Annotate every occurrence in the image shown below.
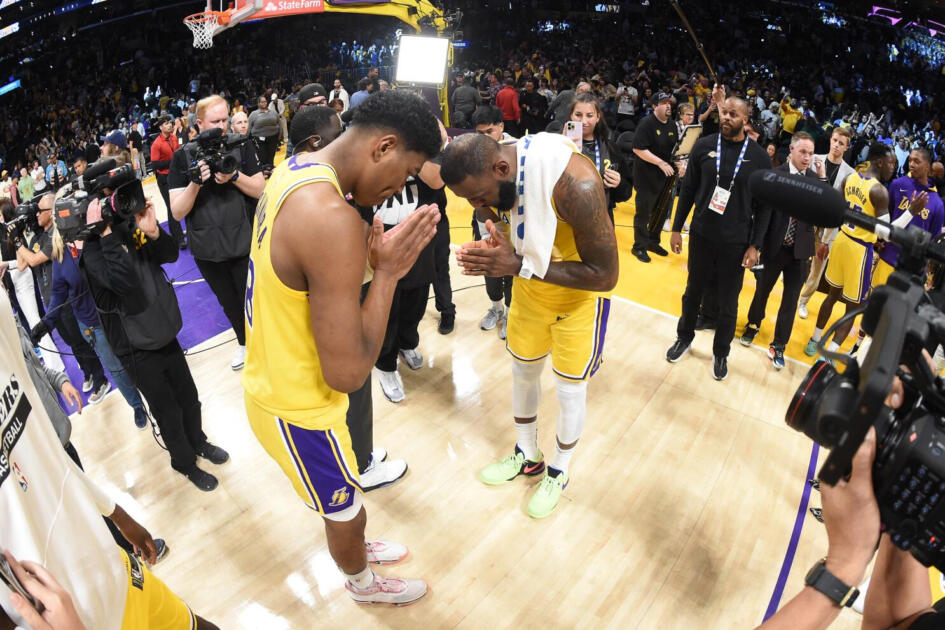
[632,113,677,194]
[27,228,53,305]
[697,101,720,136]
[824,158,841,187]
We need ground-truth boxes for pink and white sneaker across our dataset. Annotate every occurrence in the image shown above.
[365,540,408,564]
[346,574,427,605]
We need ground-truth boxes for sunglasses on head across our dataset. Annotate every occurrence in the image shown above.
[303,97,327,108]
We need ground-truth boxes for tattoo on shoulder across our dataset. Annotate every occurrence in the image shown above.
[555,168,609,234]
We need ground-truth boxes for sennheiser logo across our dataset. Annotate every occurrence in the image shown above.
[764,170,778,182]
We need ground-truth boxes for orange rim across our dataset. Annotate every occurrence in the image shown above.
[184,10,230,26]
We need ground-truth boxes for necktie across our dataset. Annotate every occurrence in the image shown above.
[784,217,797,246]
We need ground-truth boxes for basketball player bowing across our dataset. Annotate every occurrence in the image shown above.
[443,132,618,519]
[242,91,442,605]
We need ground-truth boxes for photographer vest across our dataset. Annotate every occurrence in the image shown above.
[181,141,252,262]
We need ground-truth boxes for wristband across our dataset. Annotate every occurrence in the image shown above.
[232,170,240,182]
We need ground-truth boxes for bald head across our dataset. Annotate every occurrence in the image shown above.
[725,96,750,116]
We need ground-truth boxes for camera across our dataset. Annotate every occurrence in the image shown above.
[787,219,945,571]
[184,128,247,185]
[3,198,42,245]
[53,159,146,242]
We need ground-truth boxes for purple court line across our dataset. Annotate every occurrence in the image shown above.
[763,441,821,621]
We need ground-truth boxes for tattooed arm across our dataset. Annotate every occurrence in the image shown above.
[543,154,619,291]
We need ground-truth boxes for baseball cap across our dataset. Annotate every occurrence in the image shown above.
[298,83,328,106]
[104,130,127,150]
[650,92,673,106]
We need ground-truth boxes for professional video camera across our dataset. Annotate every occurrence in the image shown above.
[750,169,945,572]
[53,158,146,242]
[3,197,42,246]
[184,127,247,185]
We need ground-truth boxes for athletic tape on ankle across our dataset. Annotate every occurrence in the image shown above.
[512,359,544,418]
[554,377,588,445]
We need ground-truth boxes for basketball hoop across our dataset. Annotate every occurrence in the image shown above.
[184,11,230,49]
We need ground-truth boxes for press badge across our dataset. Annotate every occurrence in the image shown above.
[709,186,730,214]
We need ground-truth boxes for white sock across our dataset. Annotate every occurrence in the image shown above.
[344,566,374,590]
[492,299,504,311]
[515,421,540,461]
[812,327,823,342]
[551,441,575,474]
[827,341,840,353]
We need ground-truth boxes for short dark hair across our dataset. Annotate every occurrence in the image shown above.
[471,105,503,127]
[868,142,893,161]
[440,133,500,185]
[358,78,371,91]
[912,146,932,164]
[290,105,339,150]
[349,90,441,158]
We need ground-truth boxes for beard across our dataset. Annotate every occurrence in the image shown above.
[721,120,744,139]
[496,180,517,211]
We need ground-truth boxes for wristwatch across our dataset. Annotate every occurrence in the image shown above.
[232,170,240,182]
[804,559,859,608]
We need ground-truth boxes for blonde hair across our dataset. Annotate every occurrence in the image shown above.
[51,222,64,263]
[678,103,695,116]
[197,94,228,120]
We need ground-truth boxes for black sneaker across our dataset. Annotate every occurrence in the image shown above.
[647,244,669,257]
[739,325,759,347]
[438,313,455,335]
[196,442,230,465]
[695,317,716,331]
[665,339,691,363]
[184,466,218,491]
[631,246,651,263]
[713,355,728,381]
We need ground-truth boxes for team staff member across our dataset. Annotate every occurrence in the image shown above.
[666,89,772,381]
[150,115,184,248]
[632,92,677,262]
[169,94,265,371]
[0,290,219,630]
[798,126,855,319]
[243,91,441,605]
[804,144,897,359]
[873,148,944,288]
[444,132,619,519]
[740,132,821,370]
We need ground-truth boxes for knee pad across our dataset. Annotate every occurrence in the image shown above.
[555,377,588,445]
[512,359,544,418]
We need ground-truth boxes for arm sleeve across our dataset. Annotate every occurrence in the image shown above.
[43,363,68,393]
[43,262,69,326]
[891,211,914,229]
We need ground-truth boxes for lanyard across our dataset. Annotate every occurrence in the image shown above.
[715,134,750,192]
[593,141,601,172]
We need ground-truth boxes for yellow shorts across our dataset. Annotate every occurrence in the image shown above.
[120,551,195,630]
[245,395,362,515]
[872,257,895,289]
[824,231,874,303]
[506,288,610,382]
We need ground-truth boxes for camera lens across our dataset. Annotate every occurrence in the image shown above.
[786,361,858,449]
[217,154,239,175]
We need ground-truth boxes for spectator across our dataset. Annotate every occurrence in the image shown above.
[450,75,482,128]
[248,95,281,167]
[495,78,521,137]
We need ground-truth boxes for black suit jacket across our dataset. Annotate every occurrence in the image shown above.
[754,162,818,261]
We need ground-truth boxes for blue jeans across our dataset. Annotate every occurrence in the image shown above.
[77,320,144,410]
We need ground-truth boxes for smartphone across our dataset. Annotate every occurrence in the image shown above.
[0,555,44,614]
[564,121,582,143]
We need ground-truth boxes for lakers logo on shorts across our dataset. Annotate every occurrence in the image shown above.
[329,486,350,507]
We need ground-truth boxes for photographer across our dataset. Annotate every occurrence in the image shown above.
[168,94,264,371]
[758,373,941,629]
[14,193,109,401]
[80,194,228,491]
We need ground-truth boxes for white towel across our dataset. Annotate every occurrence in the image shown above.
[511,132,577,280]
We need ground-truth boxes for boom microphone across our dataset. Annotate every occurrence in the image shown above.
[748,169,845,227]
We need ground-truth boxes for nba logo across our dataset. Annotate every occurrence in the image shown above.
[329,487,350,507]
[13,462,27,492]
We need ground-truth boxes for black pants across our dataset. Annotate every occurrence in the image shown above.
[376,283,429,372]
[747,246,805,348]
[64,441,134,555]
[122,340,205,473]
[633,185,660,250]
[699,265,720,323]
[472,218,513,306]
[432,214,455,317]
[345,376,374,474]
[677,232,747,358]
[57,304,106,388]
[195,256,248,346]
[156,173,184,245]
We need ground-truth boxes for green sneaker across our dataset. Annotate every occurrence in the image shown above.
[479,446,545,486]
[804,338,819,357]
[526,470,569,519]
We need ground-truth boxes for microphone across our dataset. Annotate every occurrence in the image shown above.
[78,158,117,190]
[748,169,845,227]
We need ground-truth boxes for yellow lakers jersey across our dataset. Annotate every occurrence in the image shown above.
[842,171,882,243]
[242,156,349,429]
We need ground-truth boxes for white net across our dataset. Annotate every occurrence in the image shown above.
[184,12,219,49]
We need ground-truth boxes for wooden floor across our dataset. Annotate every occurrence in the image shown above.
[62,178,877,629]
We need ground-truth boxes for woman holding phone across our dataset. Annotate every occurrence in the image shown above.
[565,93,633,223]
